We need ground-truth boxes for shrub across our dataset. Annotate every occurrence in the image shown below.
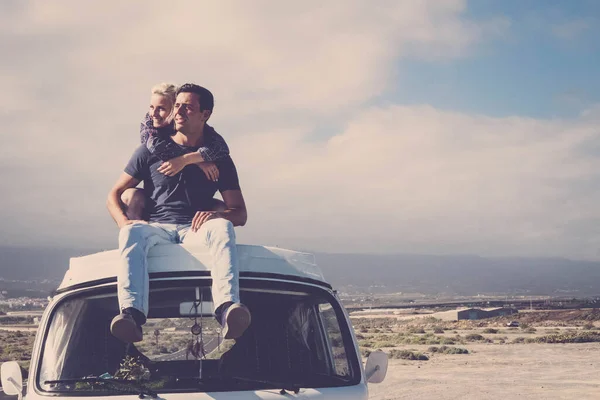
[389,350,428,361]
[583,323,595,330]
[523,327,537,333]
[465,334,485,341]
[482,328,498,334]
[433,327,445,334]
[427,346,468,355]
[443,346,469,355]
[440,337,456,345]
[407,327,426,334]
[372,341,396,348]
[534,332,600,344]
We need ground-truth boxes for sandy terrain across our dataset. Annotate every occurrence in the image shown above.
[368,343,600,400]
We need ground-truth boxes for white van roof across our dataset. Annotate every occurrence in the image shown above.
[58,244,327,292]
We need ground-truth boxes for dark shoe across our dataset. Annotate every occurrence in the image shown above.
[111,313,143,343]
[221,303,251,340]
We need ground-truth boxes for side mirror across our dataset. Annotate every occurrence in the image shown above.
[1,361,23,399]
[365,350,388,384]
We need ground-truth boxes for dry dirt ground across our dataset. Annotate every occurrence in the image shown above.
[361,308,600,400]
[368,343,600,400]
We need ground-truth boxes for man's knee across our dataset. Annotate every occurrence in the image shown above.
[121,188,145,220]
[206,218,235,240]
[118,222,151,246]
[209,218,234,232]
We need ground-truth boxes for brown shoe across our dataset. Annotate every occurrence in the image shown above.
[221,303,251,340]
[111,313,143,343]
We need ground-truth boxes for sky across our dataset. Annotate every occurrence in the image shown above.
[1,0,600,259]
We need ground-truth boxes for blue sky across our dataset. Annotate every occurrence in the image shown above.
[1,1,599,259]
[386,0,600,118]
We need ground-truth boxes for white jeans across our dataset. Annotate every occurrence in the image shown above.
[117,218,239,317]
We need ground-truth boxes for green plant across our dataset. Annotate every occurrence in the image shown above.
[482,328,498,334]
[114,356,151,381]
[388,349,428,360]
[465,333,485,341]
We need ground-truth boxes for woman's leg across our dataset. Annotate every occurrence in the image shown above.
[211,198,227,212]
[121,188,146,221]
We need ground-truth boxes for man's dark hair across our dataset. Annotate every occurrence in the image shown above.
[176,83,214,111]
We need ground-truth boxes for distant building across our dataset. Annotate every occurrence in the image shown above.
[434,307,518,321]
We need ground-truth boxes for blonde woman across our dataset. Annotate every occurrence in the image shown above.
[122,83,228,220]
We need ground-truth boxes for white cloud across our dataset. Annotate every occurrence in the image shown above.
[6,1,600,260]
[552,19,592,40]
[230,105,600,258]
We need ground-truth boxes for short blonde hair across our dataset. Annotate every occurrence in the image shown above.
[151,82,178,103]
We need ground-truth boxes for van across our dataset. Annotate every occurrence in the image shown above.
[1,244,387,399]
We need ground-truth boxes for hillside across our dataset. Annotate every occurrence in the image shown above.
[1,246,600,296]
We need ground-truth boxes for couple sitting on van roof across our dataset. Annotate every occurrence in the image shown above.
[106,83,250,343]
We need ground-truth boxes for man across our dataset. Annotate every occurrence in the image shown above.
[106,83,250,343]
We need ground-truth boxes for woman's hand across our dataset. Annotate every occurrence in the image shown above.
[157,155,188,177]
[197,162,219,182]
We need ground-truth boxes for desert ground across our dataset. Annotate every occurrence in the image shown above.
[368,343,600,399]
[356,309,600,400]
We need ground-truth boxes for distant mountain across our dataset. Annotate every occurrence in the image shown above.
[315,253,600,296]
[1,246,600,296]
[0,246,104,281]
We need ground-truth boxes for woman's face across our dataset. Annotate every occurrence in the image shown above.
[149,94,173,128]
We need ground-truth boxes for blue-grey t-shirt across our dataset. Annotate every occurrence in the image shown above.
[124,144,241,224]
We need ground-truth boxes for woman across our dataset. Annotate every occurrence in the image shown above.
[122,83,229,220]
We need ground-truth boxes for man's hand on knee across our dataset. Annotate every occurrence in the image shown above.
[191,211,223,232]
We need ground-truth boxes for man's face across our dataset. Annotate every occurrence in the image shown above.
[173,92,211,133]
[149,94,173,128]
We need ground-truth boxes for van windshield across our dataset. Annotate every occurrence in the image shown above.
[37,281,359,394]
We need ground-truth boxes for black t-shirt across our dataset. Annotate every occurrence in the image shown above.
[124,144,241,224]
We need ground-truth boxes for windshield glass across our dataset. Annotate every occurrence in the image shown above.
[37,281,359,394]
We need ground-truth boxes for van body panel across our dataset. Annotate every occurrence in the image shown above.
[23,384,368,399]
[59,245,323,292]
[15,246,373,399]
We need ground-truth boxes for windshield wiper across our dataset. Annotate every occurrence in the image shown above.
[44,377,158,398]
[228,375,301,394]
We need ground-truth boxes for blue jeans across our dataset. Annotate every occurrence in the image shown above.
[117,218,239,317]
